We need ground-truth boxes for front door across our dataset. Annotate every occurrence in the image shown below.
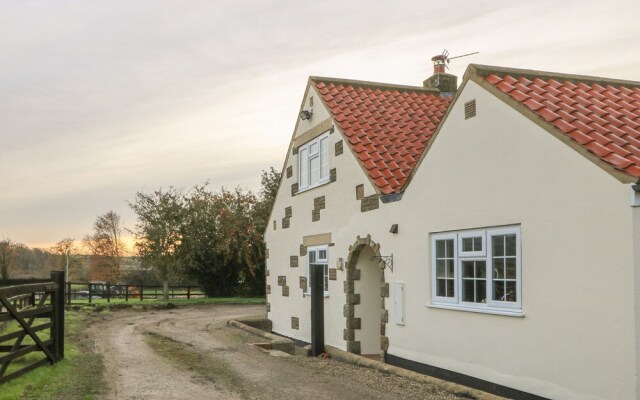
[310,258,324,356]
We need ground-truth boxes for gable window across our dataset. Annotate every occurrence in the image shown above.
[307,245,329,296]
[431,226,521,315]
[299,133,329,191]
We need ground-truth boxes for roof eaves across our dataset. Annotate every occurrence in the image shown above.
[467,65,637,184]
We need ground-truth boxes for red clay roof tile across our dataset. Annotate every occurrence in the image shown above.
[496,81,516,93]
[485,72,640,180]
[604,153,633,169]
[313,79,451,194]
[585,141,612,157]
[510,90,529,102]
[538,108,561,123]
[523,98,544,111]
[567,130,593,145]
[626,165,640,176]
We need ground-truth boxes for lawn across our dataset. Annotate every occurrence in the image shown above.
[0,311,104,400]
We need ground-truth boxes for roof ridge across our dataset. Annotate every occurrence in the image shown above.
[310,76,440,94]
[468,64,640,89]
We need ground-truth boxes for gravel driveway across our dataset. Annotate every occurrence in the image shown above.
[86,304,473,399]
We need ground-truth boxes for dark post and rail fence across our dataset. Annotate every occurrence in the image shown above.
[63,282,206,305]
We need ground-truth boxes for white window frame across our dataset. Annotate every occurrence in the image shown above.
[458,230,486,257]
[299,132,330,191]
[307,245,329,296]
[486,227,521,310]
[430,226,522,315]
[431,233,457,304]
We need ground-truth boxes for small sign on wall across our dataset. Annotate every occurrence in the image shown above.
[394,282,405,325]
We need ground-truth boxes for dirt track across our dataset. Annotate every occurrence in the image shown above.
[86,304,465,400]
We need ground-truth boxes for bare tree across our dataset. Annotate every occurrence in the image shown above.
[0,238,16,279]
[83,211,125,283]
[51,238,77,282]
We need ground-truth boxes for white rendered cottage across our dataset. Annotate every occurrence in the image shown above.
[264,62,640,400]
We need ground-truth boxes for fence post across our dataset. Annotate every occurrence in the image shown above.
[106,283,111,303]
[187,286,191,300]
[67,282,71,305]
[51,271,65,361]
[140,285,144,301]
[125,285,129,302]
[88,282,92,304]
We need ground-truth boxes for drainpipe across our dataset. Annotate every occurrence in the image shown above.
[631,182,640,207]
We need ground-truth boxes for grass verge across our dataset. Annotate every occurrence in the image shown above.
[144,332,249,398]
[0,311,104,400]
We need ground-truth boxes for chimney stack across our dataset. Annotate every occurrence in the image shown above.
[423,54,457,95]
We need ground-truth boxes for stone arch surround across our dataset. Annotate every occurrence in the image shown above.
[343,235,389,356]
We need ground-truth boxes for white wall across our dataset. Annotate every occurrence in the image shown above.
[265,84,382,348]
[386,80,636,400]
[354,246,381,355]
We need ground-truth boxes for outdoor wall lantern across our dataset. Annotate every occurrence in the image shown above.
[372,254,394,272]
[299,109,313,120]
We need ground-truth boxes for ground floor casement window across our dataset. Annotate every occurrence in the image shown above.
[430,226,521,314]
[307,245,329,296]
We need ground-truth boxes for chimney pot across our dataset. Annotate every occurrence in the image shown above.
[423,53,457,95]
[431,54,447,75]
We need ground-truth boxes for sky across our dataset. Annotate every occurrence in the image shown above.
[1,0,639,249]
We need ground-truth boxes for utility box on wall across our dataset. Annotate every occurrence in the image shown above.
[394,282,405,325]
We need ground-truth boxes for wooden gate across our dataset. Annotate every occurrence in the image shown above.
[0,271,65,384]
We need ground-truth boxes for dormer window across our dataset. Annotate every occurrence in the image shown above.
[299,132,329,191]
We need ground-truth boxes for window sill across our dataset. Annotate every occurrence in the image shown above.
[304,292,330,298]
[297,180,330,195]
[426,303,524,318]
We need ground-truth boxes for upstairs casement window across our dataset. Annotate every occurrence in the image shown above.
[299,133,329,191]
[307,245,329,296]
[431,226,522,314]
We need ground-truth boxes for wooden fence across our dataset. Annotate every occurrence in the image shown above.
[0,271,65,385]
[65,282,206,305]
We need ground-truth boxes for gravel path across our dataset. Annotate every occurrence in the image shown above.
[87,304,468,400]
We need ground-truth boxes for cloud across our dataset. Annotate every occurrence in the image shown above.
[0,0,638,246]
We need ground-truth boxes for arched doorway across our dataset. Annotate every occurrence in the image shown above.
[343,235,389,359]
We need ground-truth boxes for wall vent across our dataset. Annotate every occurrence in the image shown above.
[464,99,476,119]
